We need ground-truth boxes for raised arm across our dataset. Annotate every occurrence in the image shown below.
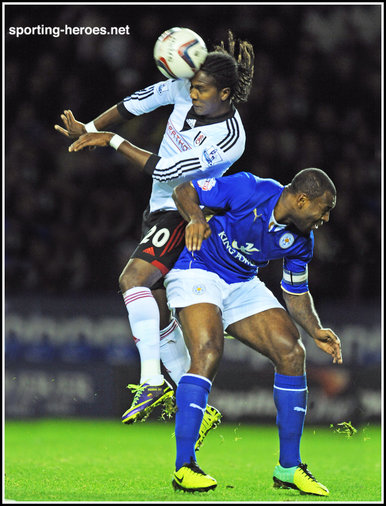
[172,182,211,252]
[89,105,124,130]
[282,290,343,364]
[54,106,124,139]
[68,131,155,173]
[55,79,177,140]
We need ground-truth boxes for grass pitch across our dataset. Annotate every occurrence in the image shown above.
[4,419,382,502]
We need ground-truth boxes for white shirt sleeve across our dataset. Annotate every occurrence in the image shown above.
[121,79,189,116]
[152,129,246,182]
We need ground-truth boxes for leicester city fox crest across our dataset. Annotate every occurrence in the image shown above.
[279,232,295,249]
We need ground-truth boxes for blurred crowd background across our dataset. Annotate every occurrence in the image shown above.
[5,4,381,303]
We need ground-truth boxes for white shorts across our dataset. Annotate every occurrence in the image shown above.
[164,268,284,330]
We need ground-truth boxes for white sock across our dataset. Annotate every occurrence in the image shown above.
[123,287,164,386]
[160,318,191,386]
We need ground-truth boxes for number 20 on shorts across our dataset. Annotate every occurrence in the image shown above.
[140,225,171,248]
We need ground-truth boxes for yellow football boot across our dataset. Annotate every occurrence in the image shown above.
[195,405,222,451]
[273,462,329,496]
[172,458,217,492]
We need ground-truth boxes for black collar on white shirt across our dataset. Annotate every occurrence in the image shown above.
[181,104,236,131]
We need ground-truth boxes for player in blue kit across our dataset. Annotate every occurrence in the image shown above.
[56,31,254,449]
[165,168,342,495]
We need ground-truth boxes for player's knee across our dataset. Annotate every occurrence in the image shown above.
[292,340,306,365]
[118,264,148,292]
[192,340,223,365]
[204,340,223,365]
[118,270,132,292]
[276,338,306,373]
[190,339,223,380]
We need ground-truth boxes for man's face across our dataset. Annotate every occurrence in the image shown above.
[293,191,336,234]
[189,71,229,118]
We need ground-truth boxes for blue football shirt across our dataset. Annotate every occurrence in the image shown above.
[172,172,314,294]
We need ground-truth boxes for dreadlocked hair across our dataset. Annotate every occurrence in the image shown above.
[200,30,254,104]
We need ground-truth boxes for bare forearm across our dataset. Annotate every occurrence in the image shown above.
[283,290,343,364]
[173,182,204,222]
[69,132,153,172]
[173,182,211,251]
[55,106,127,140]
[93,105,125,130]
[117,138,153,170]
[282,291,322,338]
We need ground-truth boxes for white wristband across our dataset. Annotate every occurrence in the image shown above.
[109,134,125,150]
[84,121,98,133]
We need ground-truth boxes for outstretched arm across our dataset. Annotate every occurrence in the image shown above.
[172,182,211,252]
[282,290,343,364]
[55,78,178,140]
[54,106,124,139]
[67,132,155,173]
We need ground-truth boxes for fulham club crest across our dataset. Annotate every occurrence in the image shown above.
[194,131,207,146]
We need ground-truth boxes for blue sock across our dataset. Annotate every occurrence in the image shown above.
[175,373,212,471]
[273,372,308,468]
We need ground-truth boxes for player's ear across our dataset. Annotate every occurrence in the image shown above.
[297,193,309,209]
[220,87,231,102]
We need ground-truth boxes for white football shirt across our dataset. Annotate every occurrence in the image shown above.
[120,78,246,213]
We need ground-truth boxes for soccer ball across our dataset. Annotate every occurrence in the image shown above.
[153,27,208,79]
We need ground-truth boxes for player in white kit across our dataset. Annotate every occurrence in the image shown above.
[55,31,254,448]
